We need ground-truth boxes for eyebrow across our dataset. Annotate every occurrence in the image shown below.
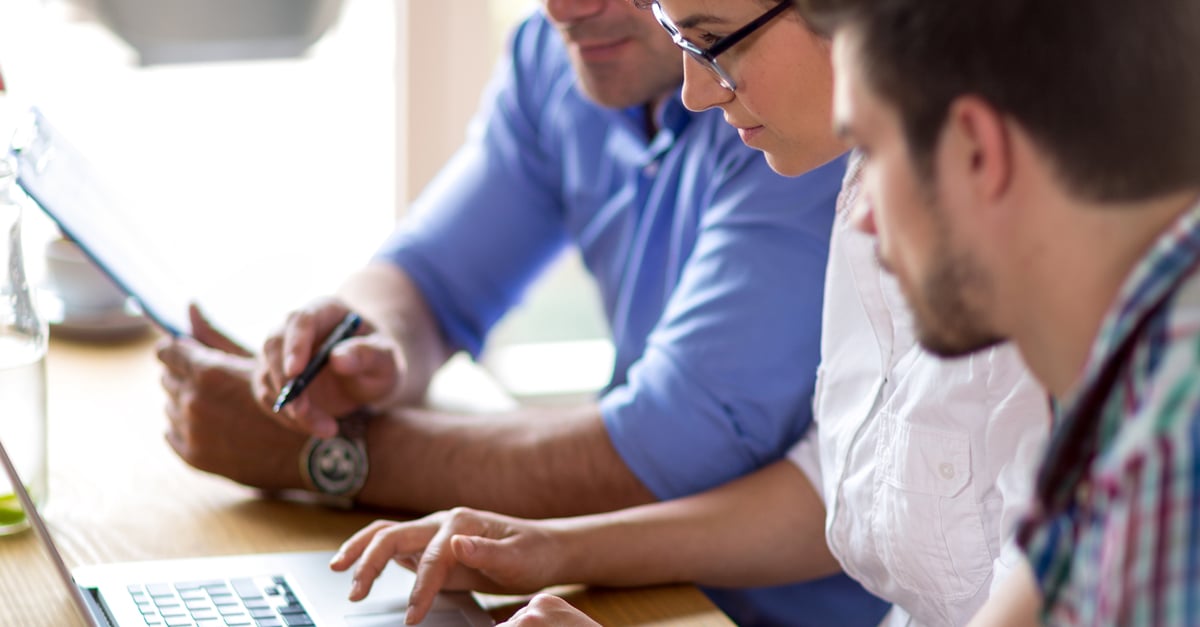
[673,13,732,30]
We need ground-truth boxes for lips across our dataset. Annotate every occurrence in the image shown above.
[737,126,765,143]
[573,37,633,62]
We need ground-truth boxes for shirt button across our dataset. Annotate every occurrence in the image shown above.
[939,463,956,480]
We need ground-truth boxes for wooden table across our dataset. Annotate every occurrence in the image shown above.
[0,331,733,626]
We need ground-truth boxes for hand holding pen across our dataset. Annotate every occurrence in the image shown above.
[256,301,401,439]
[273,311,362,413]
[258,301,374,437]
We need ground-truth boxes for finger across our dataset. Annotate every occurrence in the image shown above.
[350,522,442,603]
[281,310,319,379]
[259,333,286,397]
[253,366,311,435]
[405,522,477,625]
[189,303,251,356]
[328,336,392,376]
[156,338,194,378]
[450,535,515,581]
[159,371,183,399]
[254,365,280,412]
[163,425,187,460]
[330,339,403,404]
[298,402,339,440]
[331,520,397,572]
[272,392,337,439]
[498,601,538,626]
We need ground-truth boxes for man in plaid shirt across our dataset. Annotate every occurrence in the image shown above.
[794,0,1200,624]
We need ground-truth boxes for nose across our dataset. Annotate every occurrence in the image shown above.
[680,56,733,113]
[543,0,607,24]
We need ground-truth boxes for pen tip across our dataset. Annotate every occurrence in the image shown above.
[273,383,294,413]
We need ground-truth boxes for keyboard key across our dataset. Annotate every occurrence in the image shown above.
[281,612,314,626]
[147,584,175,598]
[211,593,239,607]
[185,598,214,611]
[232,578,263,600]
[181,590,208,601]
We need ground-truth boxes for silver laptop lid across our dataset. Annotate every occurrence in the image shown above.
[0,436,103,627]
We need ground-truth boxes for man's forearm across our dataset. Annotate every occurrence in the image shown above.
[355,403,658,518]
[547,460,838,588]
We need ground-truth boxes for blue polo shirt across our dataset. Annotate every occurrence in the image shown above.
[376,11,888,627]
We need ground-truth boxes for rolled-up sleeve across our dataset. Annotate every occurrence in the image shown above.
[374,20,569,357]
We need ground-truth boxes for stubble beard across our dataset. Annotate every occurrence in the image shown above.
[910,198,1005,358]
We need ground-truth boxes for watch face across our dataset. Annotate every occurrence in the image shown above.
[304,436,367,496]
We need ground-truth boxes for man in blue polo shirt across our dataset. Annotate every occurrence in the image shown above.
[156,1,886,624]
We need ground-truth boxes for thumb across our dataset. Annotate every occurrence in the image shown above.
[451,535,517,579]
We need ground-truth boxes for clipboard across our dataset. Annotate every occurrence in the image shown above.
[10,107,194,340]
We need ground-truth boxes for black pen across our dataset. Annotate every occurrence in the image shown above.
[272,312,363,412]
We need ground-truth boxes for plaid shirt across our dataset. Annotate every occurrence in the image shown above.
[1018,196,1200,625]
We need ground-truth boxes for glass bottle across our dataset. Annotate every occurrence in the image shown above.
[0,154,48,536]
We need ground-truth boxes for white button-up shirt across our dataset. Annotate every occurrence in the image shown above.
[788,156,1051,626]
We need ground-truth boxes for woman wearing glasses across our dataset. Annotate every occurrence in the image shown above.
[329,2,1048,626]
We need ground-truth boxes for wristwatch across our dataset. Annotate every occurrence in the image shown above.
[300,409,371,504]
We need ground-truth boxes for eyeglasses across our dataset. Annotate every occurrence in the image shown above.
[651,1,791,92]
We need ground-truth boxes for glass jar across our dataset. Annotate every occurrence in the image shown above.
[0,155,48,535]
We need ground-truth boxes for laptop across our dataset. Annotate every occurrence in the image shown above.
[0,436,494,627]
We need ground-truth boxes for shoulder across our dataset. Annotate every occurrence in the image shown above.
[1142,282,1200,417]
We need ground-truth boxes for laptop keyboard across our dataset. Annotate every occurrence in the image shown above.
[128,575,315,626]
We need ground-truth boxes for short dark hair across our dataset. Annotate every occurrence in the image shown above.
[796,0,1200,203]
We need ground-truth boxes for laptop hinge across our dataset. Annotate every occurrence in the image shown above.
[80,586,118,627]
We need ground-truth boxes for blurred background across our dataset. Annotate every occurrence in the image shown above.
[0,0,611,402]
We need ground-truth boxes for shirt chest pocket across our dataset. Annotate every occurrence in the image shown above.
[872,417,994,602]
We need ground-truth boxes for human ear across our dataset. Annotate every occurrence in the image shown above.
[941,96,1013,205]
